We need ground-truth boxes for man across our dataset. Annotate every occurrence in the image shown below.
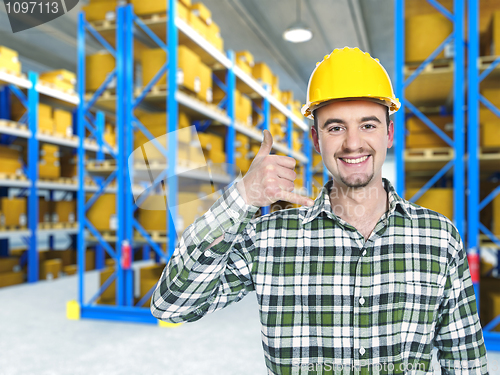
[151,47,488,374]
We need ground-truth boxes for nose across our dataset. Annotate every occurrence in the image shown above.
[342,127,363,152]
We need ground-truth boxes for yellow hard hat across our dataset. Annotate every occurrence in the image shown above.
[301,47,401,119]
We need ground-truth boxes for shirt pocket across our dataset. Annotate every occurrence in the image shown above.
[398,281,443,347]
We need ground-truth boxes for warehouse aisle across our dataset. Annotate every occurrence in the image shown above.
[2,273,500,374]
[0,273,266,375]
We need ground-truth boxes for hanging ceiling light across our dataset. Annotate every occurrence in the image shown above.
[283,0,313,43]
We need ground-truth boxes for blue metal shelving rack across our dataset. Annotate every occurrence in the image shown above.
[0,70,80,284]
[395,0,465,238]
[75,0,311,324]
[468,0,500,351]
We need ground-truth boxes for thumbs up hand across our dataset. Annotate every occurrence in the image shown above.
[236,130,315,208]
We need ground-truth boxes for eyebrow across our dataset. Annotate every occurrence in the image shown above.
[321,116,382,129]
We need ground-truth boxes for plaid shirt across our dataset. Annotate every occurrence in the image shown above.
[151,178,488,375]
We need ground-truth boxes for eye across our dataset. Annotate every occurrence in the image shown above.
[362,123,376,129]
[328,126,343,132]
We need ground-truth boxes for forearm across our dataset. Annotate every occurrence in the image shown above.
[150,183,259,323]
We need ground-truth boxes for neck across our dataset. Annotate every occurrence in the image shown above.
[329,177,388,221]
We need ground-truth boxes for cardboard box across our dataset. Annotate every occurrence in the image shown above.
[53,109,72,136]
[82,1,118,22]
[141,46,200,93]
[39,159,60,179]
[281,91,294,106]
[0,271,24,287]
[139,263,165,307]
[40,70,75,92]
[61,154,77,178]
[39,259,62,280]
[235,51,254,75]
[188,10,208,38]
[207,22,223,51]
[0,257,20,273]
[0,145,23,175]
[406,13,453,63]
[40,70,76,84]
[190,2,211,25]
[99,266,117,301]
[46,249,76,268]
[130,0,166,15]
[494,194,500,236]
[64,265,77,276]
[53,200,76,223]
[0,46,18,61]
[484,10,500,56]
[86,193,116,231]
[137,195,168,231]
[235,90,252,126]
[252,62,273,88]
[39,197,51,223]
[481,122,500,148]
[1,197,26,227]
[0,58,21,75]
[198,62,212,102]
[86,52,115,92]
[406,115,454,149]
[406,188,453,220]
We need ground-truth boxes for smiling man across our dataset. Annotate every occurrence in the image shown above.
[151,47,488,374]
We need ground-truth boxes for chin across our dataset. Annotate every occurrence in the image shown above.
[340,173,374,188]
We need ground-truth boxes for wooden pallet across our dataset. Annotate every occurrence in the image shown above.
[40,177,76,185]
[0,225,27,231]
[0,119,28,131]
[0,172,27,181]
[0,67,26,79]
[138,12,167,23]
[480,234,500,249]
[87,160,117,171]
[90,19,117,29]
[39,222,78,230]
[405,147,455,161]
[404,58,454,75]
[135,230,167,243]
[38,81,76,96]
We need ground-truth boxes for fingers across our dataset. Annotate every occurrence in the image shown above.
[275,155,297,169]
[275,165,297,182]
[255,129,273,158]
[275,190,315,207]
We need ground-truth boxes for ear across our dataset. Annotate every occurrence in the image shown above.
[311,125,321,154]
[387,120,394,149]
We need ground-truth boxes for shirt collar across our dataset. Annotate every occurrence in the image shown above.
[301,178,411,225]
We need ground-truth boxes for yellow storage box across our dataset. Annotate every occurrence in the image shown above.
[407,188,453,220]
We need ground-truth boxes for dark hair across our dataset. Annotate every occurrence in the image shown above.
[313,106,390,133]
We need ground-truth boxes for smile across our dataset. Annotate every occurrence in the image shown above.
[339,155,370,164]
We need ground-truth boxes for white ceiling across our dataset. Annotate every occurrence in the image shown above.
[0,0,395,105]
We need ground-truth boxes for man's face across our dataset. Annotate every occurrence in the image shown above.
[311,100,394,189]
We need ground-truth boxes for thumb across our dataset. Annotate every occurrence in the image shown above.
[256,129,273,158]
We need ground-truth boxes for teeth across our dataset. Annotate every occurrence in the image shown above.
[342,155,368,164]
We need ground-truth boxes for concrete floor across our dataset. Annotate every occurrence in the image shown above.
[1,272,500,375]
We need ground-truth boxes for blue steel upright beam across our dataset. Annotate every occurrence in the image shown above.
[394,0,405,197]
[226,51,236,179]
[27,72,39,283]
[453,0,465,237]
[167,0,179,258]
[77,11,86,305]
[261,86,270,216]
[116,5,126,306]
[467,0,480,303]
[123,4,134,307]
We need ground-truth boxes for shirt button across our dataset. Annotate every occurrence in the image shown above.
[362,250,366,256]
[359,297,365,305]
[359,347,365,355]
[204,250,211,257]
